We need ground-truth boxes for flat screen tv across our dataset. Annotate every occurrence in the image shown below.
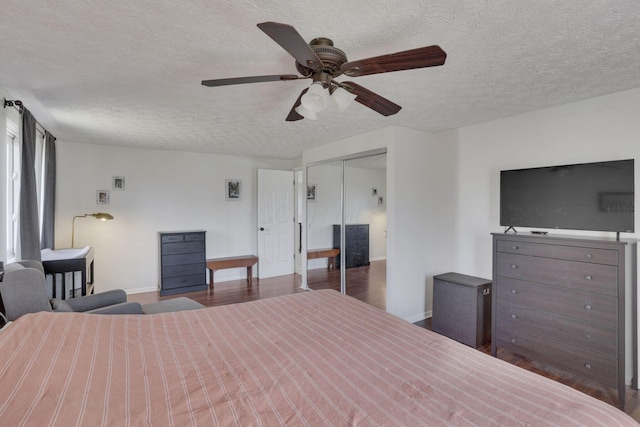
[500,159,634,233]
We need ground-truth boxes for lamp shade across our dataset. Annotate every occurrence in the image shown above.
[92,212,114,221]
[331,86,357,112]
[295,105,317,120]
[300,82,328,112]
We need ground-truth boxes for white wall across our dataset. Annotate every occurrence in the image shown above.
[454,87,640,280]
[303,126,459,321]
[56,142,294,293]
[452,87,640,380]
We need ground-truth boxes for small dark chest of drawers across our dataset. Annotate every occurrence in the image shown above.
[158,230,207,296]
[491,233,637,410]
[333,224,369,269]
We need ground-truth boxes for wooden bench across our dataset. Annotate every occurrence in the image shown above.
[206,255,258,288]
[307,248,340,270]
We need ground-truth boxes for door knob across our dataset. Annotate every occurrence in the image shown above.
[259,227,264,231]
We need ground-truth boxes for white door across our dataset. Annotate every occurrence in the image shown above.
[257,169,294,278]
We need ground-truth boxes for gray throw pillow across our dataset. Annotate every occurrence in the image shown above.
[50,298,74,312]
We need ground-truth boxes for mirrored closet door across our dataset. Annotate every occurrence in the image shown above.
[306,151,387,310]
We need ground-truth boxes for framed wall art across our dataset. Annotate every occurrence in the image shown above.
[112,176,125,190]
[307,184,317,201]
[96,190,110,204]
[225,179,241,201]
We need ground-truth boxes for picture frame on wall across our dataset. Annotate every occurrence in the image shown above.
[307,184,317,201]
[225,179,241,201]
[112,176,125,190]
[96,190,110,204]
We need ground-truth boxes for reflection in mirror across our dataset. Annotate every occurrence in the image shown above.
[306,154,387,310]
[344,154,387,309]
[306,160,342,272]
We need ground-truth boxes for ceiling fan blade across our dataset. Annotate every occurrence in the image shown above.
[341,45,446,77]
[202,74,299,87]
[341,82,401,116]
[285,88,308,121]
[257,22,324,71]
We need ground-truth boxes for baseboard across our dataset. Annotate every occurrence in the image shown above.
[126,286,158,295]
[369,256,387,262]
[405,310,432,324]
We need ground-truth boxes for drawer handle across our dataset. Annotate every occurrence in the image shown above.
[584,363,592,370]
[511,264,518,269]
[584,304,592,310]
[511,314,518,319]
[585,275,593,280]
[510,338,517,344]
[511,245,519,250]
[585,253,593,259]
[511,289,518,294]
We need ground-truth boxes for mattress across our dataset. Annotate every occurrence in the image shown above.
[0,289,636,426]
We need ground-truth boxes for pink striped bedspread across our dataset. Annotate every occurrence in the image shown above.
[0,289,636,426]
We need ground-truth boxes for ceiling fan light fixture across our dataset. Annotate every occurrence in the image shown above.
[300,82,328,112]
[331,86,357,112]
[295,105,317,120]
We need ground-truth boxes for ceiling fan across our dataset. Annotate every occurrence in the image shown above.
[201,22,447,121]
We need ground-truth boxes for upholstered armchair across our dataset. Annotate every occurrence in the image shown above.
[0,260,143,323]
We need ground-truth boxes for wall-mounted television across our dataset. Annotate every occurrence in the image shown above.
[500,159,635,233]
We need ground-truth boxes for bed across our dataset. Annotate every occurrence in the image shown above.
[0,289,636,426]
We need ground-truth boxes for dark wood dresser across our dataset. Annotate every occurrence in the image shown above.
[158,230,207,296]
[491,232,637,410]
[333,224,369,269]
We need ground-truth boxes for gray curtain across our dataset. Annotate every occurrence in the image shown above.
[41,131,56,249]
[19,109,41,261]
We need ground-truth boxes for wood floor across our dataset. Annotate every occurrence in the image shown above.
[128,260,640,420]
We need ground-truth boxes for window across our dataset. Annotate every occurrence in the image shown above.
[6,120,19,261]
[35,129,46,239]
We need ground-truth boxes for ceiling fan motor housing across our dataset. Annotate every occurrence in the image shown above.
[295,37,348,77]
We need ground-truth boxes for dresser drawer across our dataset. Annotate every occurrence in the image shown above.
[162,263,204,279]
[495,329,618,388]
[496,302,617,356]
[161,273,204,290]
[496,253,618,295]
[342,225,368,239]
[161,234,184,244]
[162,241,205,255]
[495,277,617,328]
[162,252,205,267]
[184,233,205,242]
[496,240,618,265]
[346,239,369,252]
[352,225,369,240]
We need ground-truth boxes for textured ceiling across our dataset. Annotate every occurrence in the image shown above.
[1,1,639,160]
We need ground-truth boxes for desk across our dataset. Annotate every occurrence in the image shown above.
[41,247,94,299]
[206,255,258,288]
